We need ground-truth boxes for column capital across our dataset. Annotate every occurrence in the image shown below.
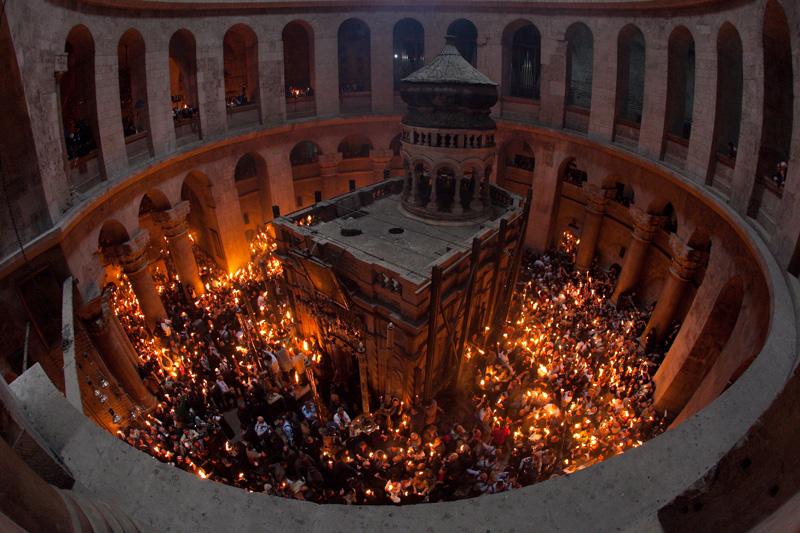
[153,201,190,238]
[584,184,613,213]
[369,149,394,170]
[629,206,666,241]
[668,234,709,280]
[80,294,111,335]
[319,153,342,175]
[116,230,151,274]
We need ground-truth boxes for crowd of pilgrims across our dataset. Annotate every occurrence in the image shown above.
[110,239,665,505]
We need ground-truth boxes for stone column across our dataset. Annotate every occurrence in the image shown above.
[452,169,464,214]
[0,437,77,532]
[610,206,664,305]
[427,172,439,212]
[469,170,484,212]
[575,185,611,272]
[82,296,157,411]
[369,149,394,184]
[319,153,342,200]
[116,230,168,330]
[410,165,422,205]
[641,234,706,345]
[154,201,205,298]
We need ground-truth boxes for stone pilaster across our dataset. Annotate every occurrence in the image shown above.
[642,234,708,344]
[113,230,168,330]
[319,152,342,200]
[82,295,156,412]
[575,185,613,271]
[611,206,665,304]
[369,149,394,184]
[153,201,205,298]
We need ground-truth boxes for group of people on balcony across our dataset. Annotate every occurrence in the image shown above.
[63,118,97,160]
[339,83,367,94]
[286,86,314,98]
[226,86,252,109]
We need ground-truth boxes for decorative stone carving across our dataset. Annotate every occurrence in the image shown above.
[152,201,190,238]
[114,230,151,274]
[629,206,666,241]
[669,234,710,280]
[584,184,613,214]
[369,149,394,170]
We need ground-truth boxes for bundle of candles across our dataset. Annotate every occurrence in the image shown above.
[108,230,664,504]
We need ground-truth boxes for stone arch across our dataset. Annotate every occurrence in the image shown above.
[136,190,172,274]
[337,134,373,159]
[98,220,131,250]
[664,26,695,141]
[654,276,744,420]
[560,156,587,187]
[615,24,646,125]
[234,152,272,224]
[169,29,201,141]
[647,199,677,234]
[447,18,478,67]
[181,171,224,266]
[290,140,322,168]
[393,18,424,91]
[61,25,105,186]
[283,20,315,118]
[338,18,371,93]
[601,174,636,207]
[709,22,743,175]
[498,138,535,194]
[502,20,541,100]
[138,189,171,215]
[118,28,152,164]
[564,22,594,110]
[223,24,261,126]
[756,0,793,188]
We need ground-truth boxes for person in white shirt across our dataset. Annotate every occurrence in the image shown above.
[254,416,270,439]
[333,407,351,429]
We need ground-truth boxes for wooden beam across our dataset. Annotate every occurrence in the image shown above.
[423,265,443,400]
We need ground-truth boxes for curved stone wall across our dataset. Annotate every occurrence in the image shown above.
[1,0,799,529]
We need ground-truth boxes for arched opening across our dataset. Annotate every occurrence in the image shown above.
[655,276,744,421]
[447,19,478,67]
[498,139,535,196]
[614,25,646,146]
[283,21,315,119]
[290,141,322,209]
[562,158,587,187]
[118,29,152,167]
[338,18,371,114]
[661,203,678,234]
[602,175,635,207]
[181,172,223,267]
[708,23,744,191]
[234,153,272,226]
[98,220,131,251]
[564,23,593,133]
[757,0,793,190]
[393,19,424,92]
[565,23,593,110]
[169,30,201,144]
[137,190,172,278]
[502,21,541,100]
[665,27,695,140]
[223,24,261,129]
[338,134,373,159]
[61,25,104,191]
